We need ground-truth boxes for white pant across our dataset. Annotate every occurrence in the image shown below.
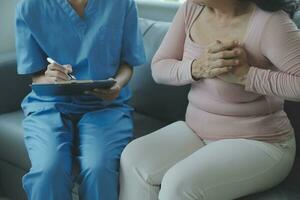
[119,121,296,200]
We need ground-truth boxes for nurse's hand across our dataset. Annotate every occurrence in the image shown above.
[86,79,122,101]
[32,63,73,83]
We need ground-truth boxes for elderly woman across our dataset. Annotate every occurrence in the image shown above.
[15,0,145,199]
[119,0,300,199]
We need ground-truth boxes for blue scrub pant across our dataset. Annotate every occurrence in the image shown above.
[22,107,133,200]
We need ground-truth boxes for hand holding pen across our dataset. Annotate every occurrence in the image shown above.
[32,58,76,84]
[46,58,76,81]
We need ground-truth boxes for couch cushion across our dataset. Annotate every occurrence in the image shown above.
[139,18,156,36]
[0,160,26,200]
[133,112,168,138]
[294,11,300,25]
[0,111,29,170]
[130,19,190,123]
[137,1,179,22]
[284,101,300,156]
[0,53,31,114]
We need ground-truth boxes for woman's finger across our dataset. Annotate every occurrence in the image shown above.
[210,67,232,76]
[209,49,241,60]
[208,40,240,54]
[210,59,240,69]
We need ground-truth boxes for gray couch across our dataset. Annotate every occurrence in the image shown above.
[0,1,300,200]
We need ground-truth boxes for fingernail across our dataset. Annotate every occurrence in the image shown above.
[65,65,72,71]
[235,60,240,64]
[235,50,240,55]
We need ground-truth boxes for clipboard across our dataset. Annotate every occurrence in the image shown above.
[31,79,116,96]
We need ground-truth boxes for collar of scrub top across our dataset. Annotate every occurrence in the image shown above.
[55,0,97,33]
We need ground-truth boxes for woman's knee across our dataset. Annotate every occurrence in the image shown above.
[159,165,205,200]
[121,121,188,168]
[120,137,160,185]
[120,138,145,168]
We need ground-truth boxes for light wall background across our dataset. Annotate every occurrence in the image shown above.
[0,0,20,54]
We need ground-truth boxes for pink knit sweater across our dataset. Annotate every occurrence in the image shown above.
[151,1,300,142]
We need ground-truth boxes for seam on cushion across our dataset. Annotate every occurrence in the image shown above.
[0,159,27,172]
[143,22,156,36]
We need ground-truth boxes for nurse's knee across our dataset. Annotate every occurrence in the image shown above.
[159,167,205,200]
[80,152,119,178]
[31,152,70,182]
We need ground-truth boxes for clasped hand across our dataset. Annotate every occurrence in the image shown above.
[191,40,250,85]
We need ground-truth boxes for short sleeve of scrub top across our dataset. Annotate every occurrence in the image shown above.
[15,4,48,75]
[121,1,146,67]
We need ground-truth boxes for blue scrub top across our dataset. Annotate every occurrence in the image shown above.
[15,0,146,116]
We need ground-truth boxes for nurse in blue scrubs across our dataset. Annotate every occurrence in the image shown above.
[15,0,145,199]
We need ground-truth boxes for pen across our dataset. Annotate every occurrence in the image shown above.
[46,57,76,80]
